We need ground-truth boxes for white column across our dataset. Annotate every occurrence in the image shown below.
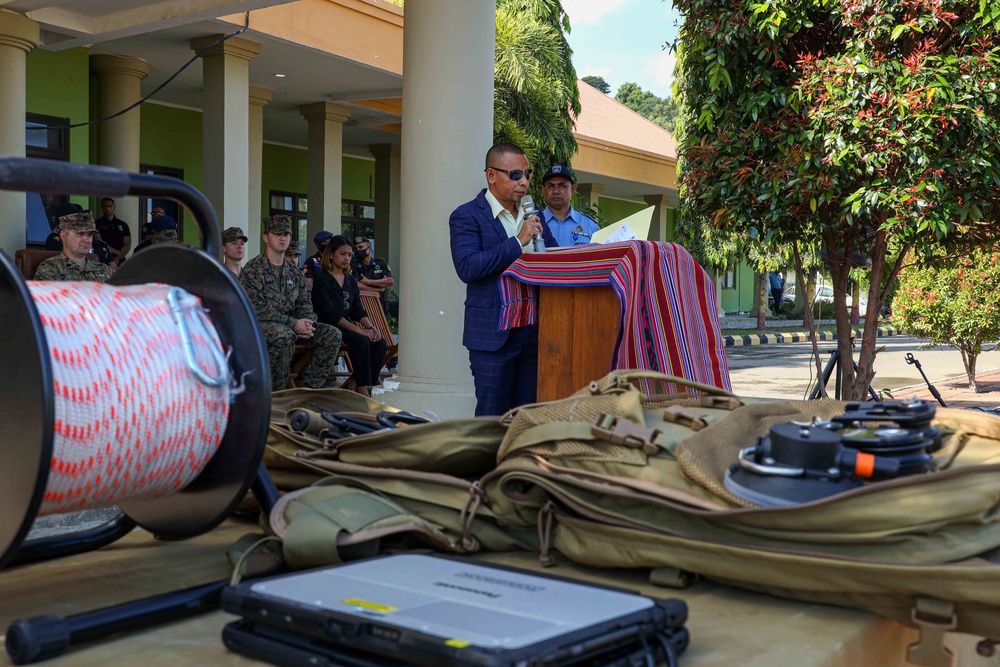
[191,35,260,237]
[380,0,495,418]
[644,194,672,242]
[248,85,271,258]
[300,102,351,242]
[577,182,603,210]
[0,12,39,256]
[90,54,149,245]
[370,143,401,290]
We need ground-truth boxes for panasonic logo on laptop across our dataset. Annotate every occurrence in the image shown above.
[453,572,547,592]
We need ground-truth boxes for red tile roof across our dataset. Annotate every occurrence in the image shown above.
[573,80,678,158]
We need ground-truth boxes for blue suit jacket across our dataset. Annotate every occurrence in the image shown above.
[450,189,557,352]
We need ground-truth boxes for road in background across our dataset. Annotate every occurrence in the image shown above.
[726,335,999,401]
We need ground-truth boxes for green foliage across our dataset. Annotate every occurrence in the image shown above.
[614,82,680,133]
[571,197,610,228]
[676,0,1000,398]
[582,75,612,94]
[678,0,1000,250]
[494,0,580,197]
[893,250,1000,389]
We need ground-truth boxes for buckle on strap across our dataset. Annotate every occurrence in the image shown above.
[591,414,661,455]
[662,405,710,431]
[907,597,956,667]
[699,396,744,410]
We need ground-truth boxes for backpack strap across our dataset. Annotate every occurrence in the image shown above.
[907,597,956,667]
[271,483,461,569]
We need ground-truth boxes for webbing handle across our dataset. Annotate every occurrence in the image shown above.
[602,370,737,398]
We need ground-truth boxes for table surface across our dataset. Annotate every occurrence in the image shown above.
[0,517,995,667]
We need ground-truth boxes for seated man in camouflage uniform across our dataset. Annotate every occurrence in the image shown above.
[241,215,342,391]
[34,212,114,283]
[222,226,248,277]
[285,240,302,267]
[150,215,180,245]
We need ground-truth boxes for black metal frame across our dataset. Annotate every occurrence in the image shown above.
[0,156,277,664]
[809,348,880,402]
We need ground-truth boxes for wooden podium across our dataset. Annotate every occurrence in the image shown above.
[536,284,621,402]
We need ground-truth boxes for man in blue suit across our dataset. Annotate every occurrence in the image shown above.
[450,142,557,416]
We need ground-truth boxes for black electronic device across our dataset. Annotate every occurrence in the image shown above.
[223,619,682,667]
[724,401,941,506]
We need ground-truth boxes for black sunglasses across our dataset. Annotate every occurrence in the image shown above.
[486,166,533,181]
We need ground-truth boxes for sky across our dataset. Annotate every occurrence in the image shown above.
[562,0,683,100]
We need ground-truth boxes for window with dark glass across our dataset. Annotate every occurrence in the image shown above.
[25,113,71,244]
[26,113,69,161]
[139,165,185,241]
[340,199,376,243]
[269,190,308,247]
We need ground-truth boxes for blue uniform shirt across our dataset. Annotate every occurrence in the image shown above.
[541,207,600,246]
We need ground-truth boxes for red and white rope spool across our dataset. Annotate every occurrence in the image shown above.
[28,281,231,516]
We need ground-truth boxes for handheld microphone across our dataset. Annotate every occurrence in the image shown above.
[521,195,546,253]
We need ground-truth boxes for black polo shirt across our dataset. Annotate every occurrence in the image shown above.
[96,216,131,251]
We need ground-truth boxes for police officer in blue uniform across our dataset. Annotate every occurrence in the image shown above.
[351,236,394,312]
[540,165,600,247]
[303,230,333,290]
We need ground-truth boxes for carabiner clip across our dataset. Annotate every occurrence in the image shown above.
[167,287,230,388]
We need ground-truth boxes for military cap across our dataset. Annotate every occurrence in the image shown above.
[151,230,179,245]
[285,241,301,256]
[313,230,334,247]
[541,165,576,185]
[151,215,178,233]
[58,211,97,233]
[264,215,292,234]
[222,227,249,244]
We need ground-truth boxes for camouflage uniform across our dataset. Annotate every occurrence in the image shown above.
[34,212,114,283]
[241,215,342,391]
[34,254,113,282]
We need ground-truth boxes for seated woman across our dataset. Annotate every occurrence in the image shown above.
[312,235,387,397]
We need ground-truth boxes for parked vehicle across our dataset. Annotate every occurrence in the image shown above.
[783,285,867,311]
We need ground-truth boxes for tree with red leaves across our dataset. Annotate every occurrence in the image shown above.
[675,0,1000,399]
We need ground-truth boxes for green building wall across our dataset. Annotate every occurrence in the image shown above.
[25,47,90,208]
[343,156,375,202]
[136,105,375,242]
[719,262,758,313]
[140,103,204,241]
[592,197,645,226]
[260,143,375,222]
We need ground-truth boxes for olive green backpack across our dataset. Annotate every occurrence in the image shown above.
[264,388,533,569]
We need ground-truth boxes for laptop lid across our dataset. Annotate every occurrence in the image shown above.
[244,554,655,650]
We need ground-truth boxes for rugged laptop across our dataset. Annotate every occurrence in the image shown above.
[221,554,688,666]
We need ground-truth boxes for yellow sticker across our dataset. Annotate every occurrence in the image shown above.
[340,598,397,613]
[445,639,471,648]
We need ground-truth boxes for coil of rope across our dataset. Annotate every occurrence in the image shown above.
[32,281,232,516]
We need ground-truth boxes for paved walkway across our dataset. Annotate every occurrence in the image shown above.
[888,366,1000,410]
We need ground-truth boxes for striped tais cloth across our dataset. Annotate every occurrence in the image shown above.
[499,241,731,391]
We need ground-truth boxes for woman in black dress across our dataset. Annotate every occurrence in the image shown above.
[312,235,387,397]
